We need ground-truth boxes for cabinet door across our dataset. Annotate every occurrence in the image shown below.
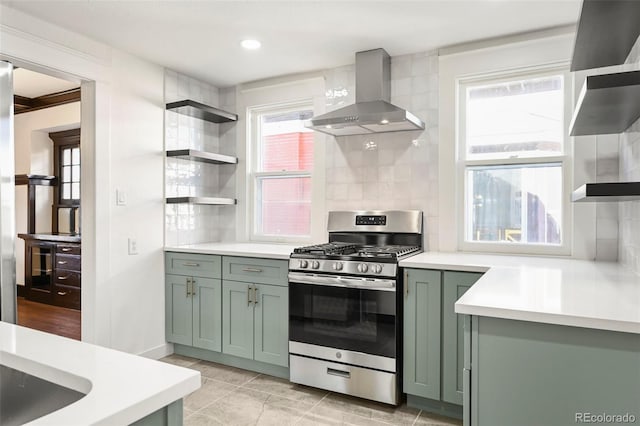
[222,281,254,360]
[192,277,222,352]
[253,284,288,367]
[442,271,482,405]
[403,269,442,400]
[165,274,193,346]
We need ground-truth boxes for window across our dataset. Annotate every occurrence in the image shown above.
[458,69,570,254]
[59,145,80,203]
[49,128,80,234]
[250,103,314,240]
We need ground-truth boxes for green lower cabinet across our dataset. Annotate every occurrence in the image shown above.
[222,280,289,367]
[222,281,254,359]
[165,274,222,351]
[403,269,442,400]
[442,271,482,405]
[253,284,288,367]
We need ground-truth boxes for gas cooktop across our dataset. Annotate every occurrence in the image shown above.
[292,242,421,261]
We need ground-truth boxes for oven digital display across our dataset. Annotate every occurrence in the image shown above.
[355,215,386,226]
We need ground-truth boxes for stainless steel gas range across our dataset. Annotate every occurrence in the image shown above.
[288,210,423,405]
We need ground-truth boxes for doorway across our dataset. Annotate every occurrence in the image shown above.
[12,66,82,340]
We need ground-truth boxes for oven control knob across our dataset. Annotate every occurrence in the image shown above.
[357,263,368,273]
[298,260,308,268]
[332,262,344,271]
[311,260,320,269]
[372,264,383,274]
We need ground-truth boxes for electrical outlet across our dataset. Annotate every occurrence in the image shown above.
[128,238,138,255]
[116,189,127,206]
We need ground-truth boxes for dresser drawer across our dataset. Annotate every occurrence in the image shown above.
[53,284,80,310]
[222,256,288,286]
[56,244,81,255]
[165,252,221,278]
[56,254,81,271]
[54,270,81,288]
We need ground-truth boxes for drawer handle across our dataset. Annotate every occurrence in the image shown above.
[58,276,69,280]
[61,248,72,252]
[58,261,68,265]
[327,368,350,379]
[242,268,263,273]
[57,291,67,296]
[183,262,200,267]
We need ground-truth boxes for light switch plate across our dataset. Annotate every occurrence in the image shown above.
[116,189,127,206]
[128,238,138,255]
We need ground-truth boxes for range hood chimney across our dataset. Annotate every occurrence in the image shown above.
[305,48,425,137]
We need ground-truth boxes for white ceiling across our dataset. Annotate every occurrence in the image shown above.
[3,1,581,88]
[13,67,78,98]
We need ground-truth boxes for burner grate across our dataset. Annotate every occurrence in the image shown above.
[293,242,358,255]
[358,245,421,258]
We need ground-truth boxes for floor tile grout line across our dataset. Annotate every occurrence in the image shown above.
[293,391,330,425]
[412,409,422,426]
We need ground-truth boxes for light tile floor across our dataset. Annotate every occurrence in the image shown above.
[160,354,462,426]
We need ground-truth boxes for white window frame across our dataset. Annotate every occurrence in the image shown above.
[456,65,573,255]
[248,100,315,243]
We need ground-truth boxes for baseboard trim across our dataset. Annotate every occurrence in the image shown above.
[138,343,174,360]
[406,394,463,420]
[174,344,289,379]
[16,284,26,297]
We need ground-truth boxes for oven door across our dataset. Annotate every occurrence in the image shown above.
[288,272,398,359]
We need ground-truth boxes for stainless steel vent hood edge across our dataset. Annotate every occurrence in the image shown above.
[306,49,426,137]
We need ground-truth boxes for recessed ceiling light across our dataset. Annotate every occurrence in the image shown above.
[241,39,261,50]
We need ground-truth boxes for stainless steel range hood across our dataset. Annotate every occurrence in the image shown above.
[306,48,425,137]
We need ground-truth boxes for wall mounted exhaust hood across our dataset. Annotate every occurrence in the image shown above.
[305,48,425,137]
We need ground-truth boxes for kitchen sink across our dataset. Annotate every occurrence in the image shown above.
[0,364,86,425]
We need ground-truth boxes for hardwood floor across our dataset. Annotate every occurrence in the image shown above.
[17,297,81,340]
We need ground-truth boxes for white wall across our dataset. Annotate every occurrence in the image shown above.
[13,103,80,285]
[1,5,168,357]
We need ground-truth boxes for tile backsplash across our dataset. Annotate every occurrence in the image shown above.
[323,51,439,250]
[164,70,236,246]
[619,41,640,274]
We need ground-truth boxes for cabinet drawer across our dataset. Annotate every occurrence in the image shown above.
[56,254,81,271]
[56,244,81,255]
[54,270,81,288]
[165,252,221,278]
[222,256,288,286]
[53,284,80,310]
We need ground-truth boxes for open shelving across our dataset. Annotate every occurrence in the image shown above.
[166,99,237,124]
[166,149,237,165]
[166,196,237,206]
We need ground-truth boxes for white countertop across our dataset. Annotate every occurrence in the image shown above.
[400,252,640,334]
[165,242,299,260]
[0,322,200,425]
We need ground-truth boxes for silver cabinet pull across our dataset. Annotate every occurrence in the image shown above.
[183,262,200,267]
[242,267,263,273]
[253,286,259,305]
[58,276,69,280]
[186,277,192,297]
[58,261,68,265]
[327,368,350,379]
[57,291,67,296]
[61,247,72,252]
[191,279,196,295]
[247,284,252,306]
[404,270,409,298]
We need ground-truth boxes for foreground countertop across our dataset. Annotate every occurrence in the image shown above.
[165,242,299,260]
[0,322,200,425]
[400,252,640,334]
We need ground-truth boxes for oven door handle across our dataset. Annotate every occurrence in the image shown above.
[288,272,396,291]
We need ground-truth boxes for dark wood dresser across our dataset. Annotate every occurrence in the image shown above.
[18,234,81,310]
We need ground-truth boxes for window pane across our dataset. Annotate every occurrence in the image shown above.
[466,75,563,159]
[466,164,562,245]
[259,110,314,172]
[256,176,311,237]
[72,165,80,182]
[71,183,80,200]
[72,148,80,165]
[62,183,71,200]
[63,148,71,166]
[62,166,71,183]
